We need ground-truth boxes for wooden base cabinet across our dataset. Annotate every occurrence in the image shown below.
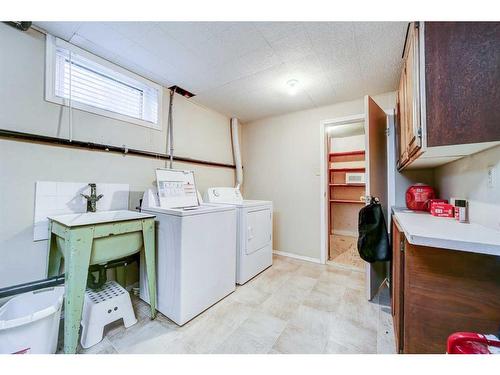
[391,216,500,354]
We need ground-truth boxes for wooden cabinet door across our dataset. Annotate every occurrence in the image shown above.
[403,23,422,159]
[396,22,422,169]
[424,22,500,147]
[391,218,405,353]
[403,243,500,353]
[396,71,408,167]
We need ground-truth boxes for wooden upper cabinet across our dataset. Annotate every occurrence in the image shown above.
[396,22,500,170]
[397,23,422,169]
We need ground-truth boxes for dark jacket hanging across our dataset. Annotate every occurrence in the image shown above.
[357,198,391,263]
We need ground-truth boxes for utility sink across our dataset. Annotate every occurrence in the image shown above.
[46,209,157,354]
[48,210,155,265]
[47,209,154,227]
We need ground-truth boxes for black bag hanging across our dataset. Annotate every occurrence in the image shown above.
[357,197,391,263]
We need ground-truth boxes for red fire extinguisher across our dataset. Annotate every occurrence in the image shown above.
[447,332,500,354]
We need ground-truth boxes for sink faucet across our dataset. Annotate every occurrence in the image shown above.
[81,183,103,213]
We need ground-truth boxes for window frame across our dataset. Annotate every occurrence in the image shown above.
[45,35,163,131]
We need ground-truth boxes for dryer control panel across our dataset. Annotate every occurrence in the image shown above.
[205,187,243,204]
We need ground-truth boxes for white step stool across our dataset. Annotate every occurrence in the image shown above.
[80,281,137,349]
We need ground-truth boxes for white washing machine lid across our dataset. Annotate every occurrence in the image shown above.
[142,187,234,217]
[143,203,235,217]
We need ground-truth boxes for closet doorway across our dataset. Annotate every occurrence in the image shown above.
[320,98,389,300]
[320,115,366,270]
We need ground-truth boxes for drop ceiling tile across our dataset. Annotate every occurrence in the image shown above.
[191,23,263,66]
[268,27,314,62]
[284,54,324,77]
[156,21,213,48]
[134,25,185,60]
[33,21,406,122]
[255,22,305,42]
[74,23,128,51]
[355,23,405,86]
[237,45,281,77]
[361,62,401,93]
[190,35,240,67]
[316,43,359,71]
[217,23,269,58]
[222,88,314,122]
[69,34,121,62]
[356,31,405,58]
[196,49,277,92]
[70,32,175,87]
[191,63,247,92]
[323,63,363,87]
[35,22,82,41]
[202,63,289,97]
[304,75,337,107]
[330,79,368,103]
[108,22,155,44]
[354,22,407,39]
[305,22,356,52]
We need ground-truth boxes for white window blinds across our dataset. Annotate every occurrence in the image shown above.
[46,36,162,129]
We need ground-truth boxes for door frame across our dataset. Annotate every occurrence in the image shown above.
[319,114,365,265]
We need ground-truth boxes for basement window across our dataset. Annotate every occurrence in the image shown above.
[45,35,162,130]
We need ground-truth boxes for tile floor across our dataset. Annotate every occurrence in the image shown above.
[68,255,395,354]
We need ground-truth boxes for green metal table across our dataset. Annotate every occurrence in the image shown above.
[46,210,157,354]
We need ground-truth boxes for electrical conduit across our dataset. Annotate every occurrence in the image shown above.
[231,117,243,189]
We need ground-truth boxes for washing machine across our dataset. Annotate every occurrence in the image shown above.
[139,169,236,326]
[205,187,273,285]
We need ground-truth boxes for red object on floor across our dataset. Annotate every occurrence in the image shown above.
[447,332,500,354]
[430,202,455,217]
[405,184,436,211]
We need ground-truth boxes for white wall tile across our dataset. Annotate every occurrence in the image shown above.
[35,181,57,197]
[33,181,129,241]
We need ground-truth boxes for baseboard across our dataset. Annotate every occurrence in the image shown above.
[331,230,358,237]
[273,250,322,264]
[326,260,364,273]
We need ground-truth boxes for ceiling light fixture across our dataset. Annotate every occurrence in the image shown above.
[286,79,299,95]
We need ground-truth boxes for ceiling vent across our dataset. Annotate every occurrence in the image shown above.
[168,85,195,98]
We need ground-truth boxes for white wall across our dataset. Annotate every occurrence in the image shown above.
[434,145,500,231]
[331,134,365,153]
[241,92,397,260]
[0,24,235,288]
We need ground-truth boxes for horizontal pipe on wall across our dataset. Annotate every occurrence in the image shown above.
[0,275,65,299]
[0,129,236,169]
[0,255,139,299]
